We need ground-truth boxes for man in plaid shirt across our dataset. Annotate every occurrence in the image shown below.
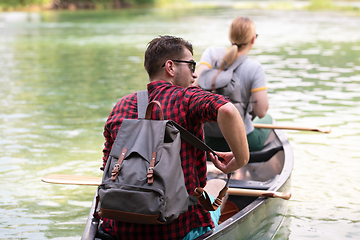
[100,35,249,240]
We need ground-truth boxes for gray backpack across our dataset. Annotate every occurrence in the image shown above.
[198,55,247,138]
[96,90,229,224]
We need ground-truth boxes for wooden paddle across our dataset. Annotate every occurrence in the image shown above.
[253,123,331,133]
[42,174,102,186]
[42,174,291,200]
[227,188,291,200]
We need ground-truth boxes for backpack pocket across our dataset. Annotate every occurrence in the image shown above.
[98,184,166,224]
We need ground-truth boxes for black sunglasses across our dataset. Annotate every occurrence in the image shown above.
[162,60,197,73]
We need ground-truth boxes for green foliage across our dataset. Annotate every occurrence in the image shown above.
[306,0,360,13]
[0,0,51,8]
[131,0,154,4]
[308,0,335,10]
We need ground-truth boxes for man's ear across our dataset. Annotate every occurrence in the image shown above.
[164,60,175,77]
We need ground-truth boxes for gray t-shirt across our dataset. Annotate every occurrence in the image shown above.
[200,46,267,134]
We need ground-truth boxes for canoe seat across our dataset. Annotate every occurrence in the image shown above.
[207,142,283,164]
[249,145,284,163]
[218,201,239,224]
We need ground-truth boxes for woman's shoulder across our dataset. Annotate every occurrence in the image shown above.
[201,46,227,66]
[237,58,265,83]
[241,57,263,70]
[204,46,227,55]
[243,57,261,65]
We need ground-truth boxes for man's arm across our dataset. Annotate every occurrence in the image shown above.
[102,127,113,170]
[214,102,249,173]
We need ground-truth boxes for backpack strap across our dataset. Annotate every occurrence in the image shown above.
[210,55,246,93]
[137,90,230,212]
[211,69,222,93]
[137,90,148,119]
[198,54,247,91]
[229,54,247,70]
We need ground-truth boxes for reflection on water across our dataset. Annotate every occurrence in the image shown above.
[1,7,360,239]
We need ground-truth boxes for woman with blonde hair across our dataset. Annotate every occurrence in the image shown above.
[196,16,272,152]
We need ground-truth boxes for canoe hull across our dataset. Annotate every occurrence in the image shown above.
[202,180,291,240]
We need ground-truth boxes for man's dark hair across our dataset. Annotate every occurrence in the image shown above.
[144,35,193,79]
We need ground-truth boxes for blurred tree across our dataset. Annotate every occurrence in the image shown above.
[0,0,52,10]
[51,0,130,9]
[308,0,334,10]
[0,0,156,10]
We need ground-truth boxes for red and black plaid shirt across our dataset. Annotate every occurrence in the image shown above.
[101,80,229,239]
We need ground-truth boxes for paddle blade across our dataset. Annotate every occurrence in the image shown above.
[317,126,331,133]
[263,191,292,200]
[42,174,101,186]
[227,188,291,200]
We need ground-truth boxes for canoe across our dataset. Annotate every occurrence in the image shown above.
[81,127,293,240]
[197,127,293,239]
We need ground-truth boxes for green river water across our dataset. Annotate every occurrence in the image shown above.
[0,6,360,240]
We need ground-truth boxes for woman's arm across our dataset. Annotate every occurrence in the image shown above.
[251,90,269,118]
[193,63,210,87]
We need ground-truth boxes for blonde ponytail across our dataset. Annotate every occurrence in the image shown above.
[218,17,255,70]
[218,45,238,70]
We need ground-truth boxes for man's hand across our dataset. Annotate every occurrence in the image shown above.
[209,151,235,174]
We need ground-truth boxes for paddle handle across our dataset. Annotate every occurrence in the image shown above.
[42,174,291,200]
[253,123,331,133]
[227,188,291,200]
